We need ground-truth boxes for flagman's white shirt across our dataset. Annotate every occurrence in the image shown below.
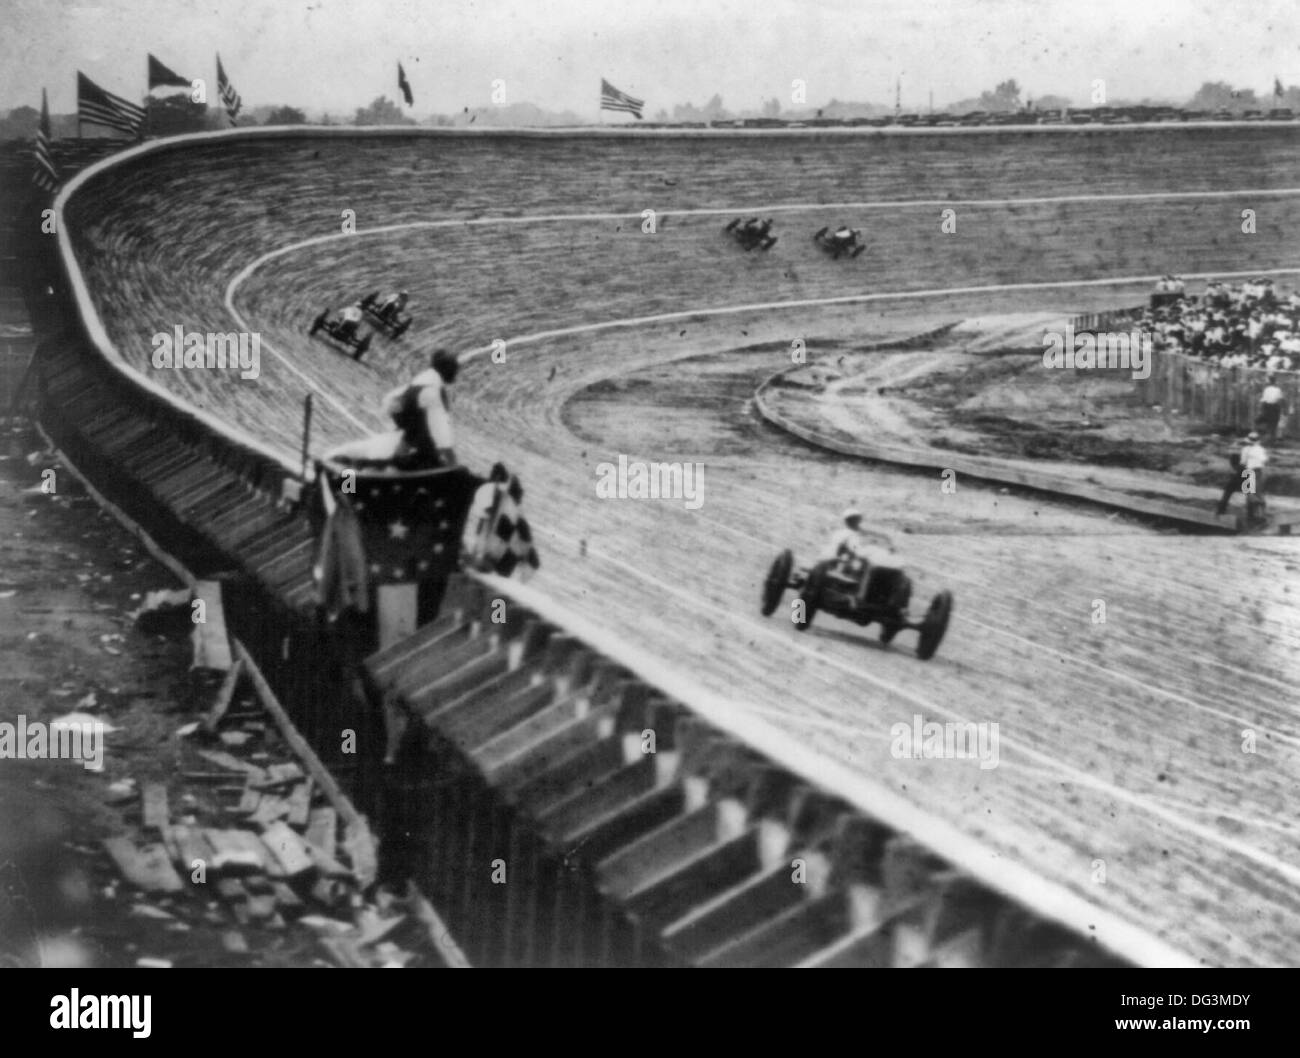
[383,368,453,450]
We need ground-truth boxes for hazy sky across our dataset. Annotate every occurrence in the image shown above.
[4,0,1299,117]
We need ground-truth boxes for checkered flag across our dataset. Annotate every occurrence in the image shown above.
[463,466,540,578]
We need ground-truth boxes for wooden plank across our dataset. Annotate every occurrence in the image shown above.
[286,777,313,829]
[195,748,266,781]
[305,843,351,879]
[342,817,378,889]
[377,583,419,650]
[305,807,337,858]
[202,656,245,733]
[191,579,233,672]
[264,762,305,786]
[270,880,303,910]
[249,795,292,828]
[102,837,184,893]
[260,821,315,877]
[168,825,213,876]
[141,782,169,832]
[203,828,273,874]
[237,777,263,816]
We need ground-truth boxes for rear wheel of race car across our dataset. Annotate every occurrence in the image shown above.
[915,590,953,661]
[358,334,372,355]
[760,550,793,617]
[309,312,326,336]
[394,319,410,338]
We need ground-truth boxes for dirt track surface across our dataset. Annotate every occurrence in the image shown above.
[762,326,1300,509]
[63,130,1300,966]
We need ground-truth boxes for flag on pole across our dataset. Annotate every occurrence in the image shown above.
[600,78,643,119]
[217,55,241,124]
[148,53,191,90]
[462,466,540,578]
[398,62,413,106]
[33,88,59,192]
[77,72,145,137]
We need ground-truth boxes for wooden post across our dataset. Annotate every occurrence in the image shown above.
[377,583,418,650]
[300,392,313,481]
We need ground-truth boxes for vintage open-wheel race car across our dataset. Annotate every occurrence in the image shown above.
[308,308,372,360]
[359,291,413,338]
[812,225,866,259]
[760,548,953,660]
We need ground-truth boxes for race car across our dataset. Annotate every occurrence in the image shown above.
[813,225,866,259]
[724,216,778,251]
[759,547,952,660]
[308,306,372,360]
[359,290,413,338]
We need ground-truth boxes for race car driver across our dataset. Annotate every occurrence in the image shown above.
[376,289,409,322]
[336,302,365,341]
[382,348,459,469]
[822,507,872,564]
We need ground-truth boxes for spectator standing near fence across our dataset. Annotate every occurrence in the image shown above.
[1216,431,1268,516]
[1256,375,1287,444]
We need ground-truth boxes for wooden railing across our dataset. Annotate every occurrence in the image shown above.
[1070,307,1297,438]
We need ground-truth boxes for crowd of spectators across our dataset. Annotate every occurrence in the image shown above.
[1138,276,1300,372]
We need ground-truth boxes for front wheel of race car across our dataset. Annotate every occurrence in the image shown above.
[794,564,824,632]
[915,590,953,661]
[309,311,327,336]
[394,319,411,338]
[760,549,793,617]
[879,621,901,645]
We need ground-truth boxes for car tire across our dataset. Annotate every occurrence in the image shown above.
[761,549,793,617]
[309,312,326,336]
[795,563,824,631]
[915,590,953,661]
[394,319,410,338]
[879,622,900,645]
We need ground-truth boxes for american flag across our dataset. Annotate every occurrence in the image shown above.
[217,55,242,125]
[398,62,413,107]
[148,53,191,90]
[32,88,58,193]
[600,78,644,120]
[77,72,145,137]
[314,462,481,589]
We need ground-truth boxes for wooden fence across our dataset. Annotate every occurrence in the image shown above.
[1071,308,1297,439]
